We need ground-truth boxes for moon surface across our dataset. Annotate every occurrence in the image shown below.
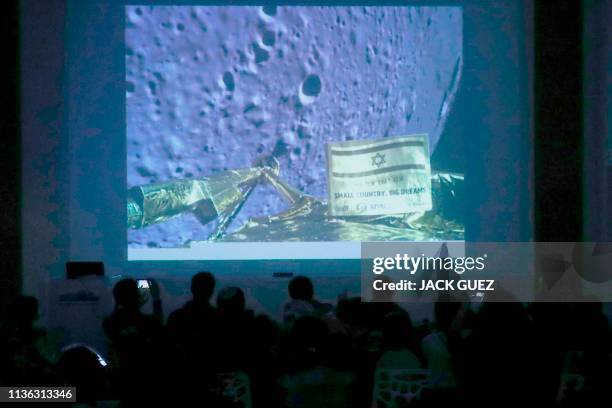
[126,6,462,248]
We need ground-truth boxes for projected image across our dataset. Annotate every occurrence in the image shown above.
[126,6,464,253]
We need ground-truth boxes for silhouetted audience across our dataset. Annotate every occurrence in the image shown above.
[4,274,612,407]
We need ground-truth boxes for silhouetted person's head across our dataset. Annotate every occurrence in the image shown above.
[191,271,215,303]
[217,287,245,314]
[288,276,314,301]
[112,278,139,310]
[8,296,39,327]
[57,345,107,404]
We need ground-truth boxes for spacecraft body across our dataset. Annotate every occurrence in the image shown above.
[127,156,464,243]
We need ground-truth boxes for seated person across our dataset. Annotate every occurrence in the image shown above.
[0,296,58,386]
[166,271,218,347]
[103,278,164,403]
[215,286,255,372]
[283,276,332,324]
[420,301,463,390]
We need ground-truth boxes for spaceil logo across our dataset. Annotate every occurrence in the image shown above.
[372,253,488,275]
